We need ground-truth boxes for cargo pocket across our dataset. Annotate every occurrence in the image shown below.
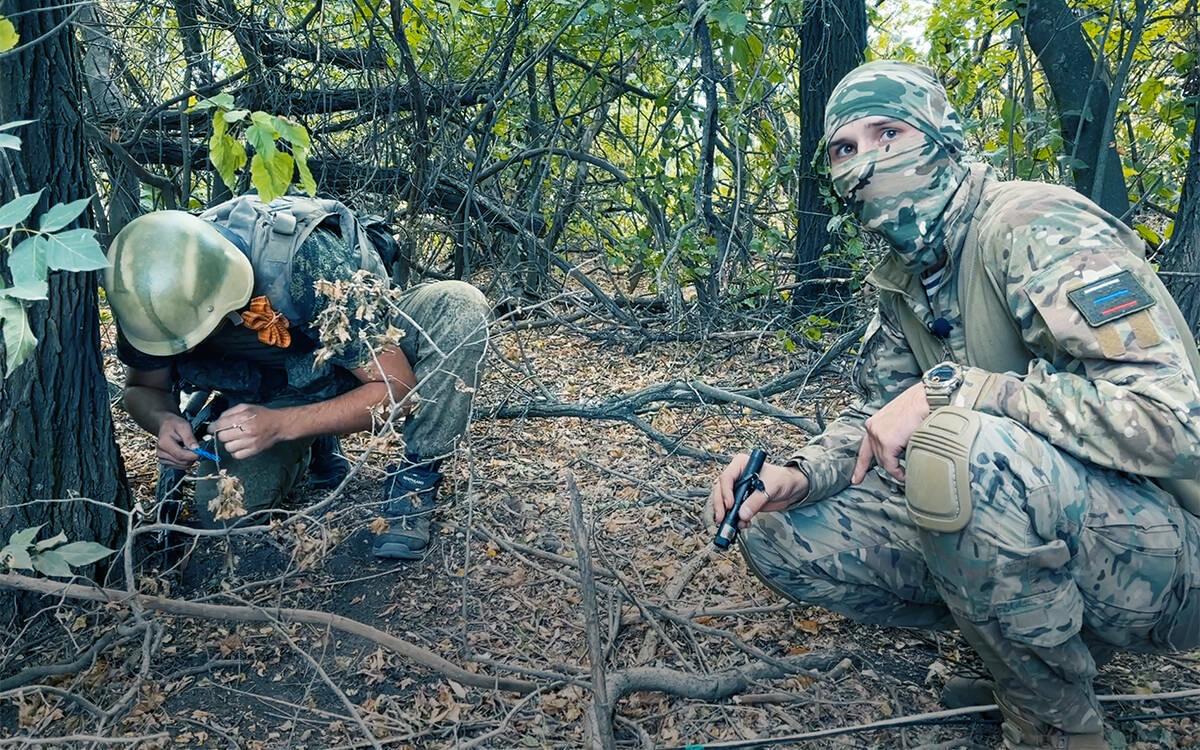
[996,583,1084,648]
[1073,493,1181,646]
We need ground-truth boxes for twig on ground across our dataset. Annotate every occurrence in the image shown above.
[458,688,544,749]
[567,473,617,750]
[0,629,122,691]
[0,573,535,694]
[260,616,382,750]
[0,734,170,748]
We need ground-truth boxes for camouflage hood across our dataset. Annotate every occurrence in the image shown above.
[824,60,969,273]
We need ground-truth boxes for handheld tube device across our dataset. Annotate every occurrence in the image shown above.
[713,448,767,549]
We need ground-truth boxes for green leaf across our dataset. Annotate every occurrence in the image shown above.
[0,120,36,132]
[0,190,44,230]
[8,524,43,549]
[190,93,236,112]
[39,197,91,232]
[52,541,114,567]
[245,121,279,157]
[1134,223,1161,246]
[9,235,47,287]
[0,15,17,53]
[270,115,310,150]
[31,550,73,578]
[710,7,747,34]
[1,544,32,570]
[0,296,37,375]
[34,531,67,551]
[222,109,250,123]
[250,151,294,202]
[44,228,108,272]
[209,115,247,191]
[0,134,20,151]
[1,281,47,301]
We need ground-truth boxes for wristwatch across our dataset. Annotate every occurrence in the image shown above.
[923,361,963,408]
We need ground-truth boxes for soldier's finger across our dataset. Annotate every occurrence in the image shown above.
[852,439,875,484]
[716,454,747,510]
[737,489,773,526]
[878,443,905,481]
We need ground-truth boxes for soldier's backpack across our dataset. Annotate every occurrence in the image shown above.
[199,194,389,325]
[871,171,1200,516]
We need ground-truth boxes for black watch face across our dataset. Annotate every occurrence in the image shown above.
[930,364,955,382]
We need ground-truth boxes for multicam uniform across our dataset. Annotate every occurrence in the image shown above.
[117,228,490,520]
[742,61,1200,737]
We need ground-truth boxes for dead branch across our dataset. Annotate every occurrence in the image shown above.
[0,573,535,694]
[603,652,850,708]
[566,474,617,750]
[0,629,122,691]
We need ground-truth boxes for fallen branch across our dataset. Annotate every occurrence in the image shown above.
[566,474,618,750]
[0,573,534,694]
[480,324,869,459]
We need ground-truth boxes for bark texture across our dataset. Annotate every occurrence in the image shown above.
[1019,0,1130,217]
[0,2,128,563]
[1161,86,1200,335]
[793,0,866,303]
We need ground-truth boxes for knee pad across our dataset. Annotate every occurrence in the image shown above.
[905,407,982,533]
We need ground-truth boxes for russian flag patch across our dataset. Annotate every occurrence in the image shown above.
[1066,269,1156,327]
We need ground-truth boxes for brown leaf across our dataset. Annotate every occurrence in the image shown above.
[218,634,244,657]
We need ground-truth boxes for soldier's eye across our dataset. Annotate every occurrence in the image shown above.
[882,128,899,139]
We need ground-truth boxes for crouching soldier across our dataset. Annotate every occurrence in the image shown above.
[105,195,490,560]
[711,60,1200,749]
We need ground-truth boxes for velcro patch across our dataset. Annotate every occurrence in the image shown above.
[1066,270,1155,327]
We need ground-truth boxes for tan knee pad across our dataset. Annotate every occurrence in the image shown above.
[905,407,982,533]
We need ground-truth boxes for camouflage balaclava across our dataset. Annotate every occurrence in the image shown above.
[823,60,968,273]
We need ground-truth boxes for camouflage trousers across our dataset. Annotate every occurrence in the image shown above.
[194,280,490,521]
[743,411,1200,733]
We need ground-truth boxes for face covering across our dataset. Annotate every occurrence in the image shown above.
[829,133,967,272]
[823,60,970,272]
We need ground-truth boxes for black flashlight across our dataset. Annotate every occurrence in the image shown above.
[713,448,767,549]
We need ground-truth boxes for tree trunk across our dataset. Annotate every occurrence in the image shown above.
[793,0,866,306]
[79,1,141,237]
[1018,0,1129,217]
[1160,84,1200,336]
[0,2,129,569]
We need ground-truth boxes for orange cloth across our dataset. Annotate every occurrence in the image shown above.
[240,295,291,348]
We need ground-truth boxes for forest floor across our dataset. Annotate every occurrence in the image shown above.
[4,287,1200,749]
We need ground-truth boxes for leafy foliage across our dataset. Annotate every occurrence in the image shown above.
[0,524,114,578]
[192,94,317,202]
[0,122,109,376]
[0,14,16,53]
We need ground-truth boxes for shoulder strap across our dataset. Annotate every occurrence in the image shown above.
[959,185,1033,375]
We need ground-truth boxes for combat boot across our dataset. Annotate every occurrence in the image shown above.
[995,692,1110,749]
[941,675,997,709]
[308,434,350,490]
[372,458,442,560]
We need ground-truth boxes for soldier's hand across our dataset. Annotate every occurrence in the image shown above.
[157,415,200,469]
[710,454,808,529]
[853,381,931,484]
[211,403,287,460]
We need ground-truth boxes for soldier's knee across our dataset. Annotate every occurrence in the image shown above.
[435,280,489,317]
[905,407,984,534]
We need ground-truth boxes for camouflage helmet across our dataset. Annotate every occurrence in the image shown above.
[104,211,253,356]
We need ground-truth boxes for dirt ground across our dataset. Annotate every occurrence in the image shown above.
[4,296,1200,749]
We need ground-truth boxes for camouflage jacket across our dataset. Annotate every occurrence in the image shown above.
[117,229,381,405]
[791,164,1200,504]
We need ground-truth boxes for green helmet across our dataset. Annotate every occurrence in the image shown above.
[104,211,254,356]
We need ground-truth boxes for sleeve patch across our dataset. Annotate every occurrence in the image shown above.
[1066,270,1155,327]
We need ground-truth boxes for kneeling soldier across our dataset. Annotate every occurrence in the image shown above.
[711,61,1200,749]
[106,195,490,560]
